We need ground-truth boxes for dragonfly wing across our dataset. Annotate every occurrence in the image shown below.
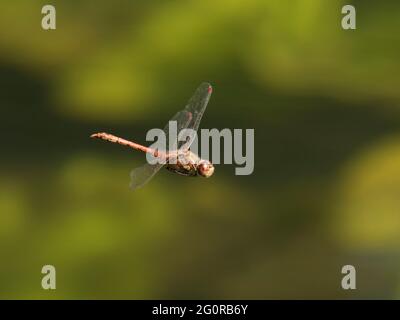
[183,82,212,133]
[168,82,212,150]
[164,110,193,136]
[161,110,192,152]
[130,163,164,190]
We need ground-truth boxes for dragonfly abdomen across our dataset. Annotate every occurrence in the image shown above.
[91,132,157,155]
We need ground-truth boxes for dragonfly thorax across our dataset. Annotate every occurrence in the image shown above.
[165,150,214,178]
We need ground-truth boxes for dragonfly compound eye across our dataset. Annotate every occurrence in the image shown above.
[198,161,214,178]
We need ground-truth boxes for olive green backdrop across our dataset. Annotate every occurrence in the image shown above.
[0,0,399,299]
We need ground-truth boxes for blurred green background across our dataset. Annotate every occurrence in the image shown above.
[1,0,400,299]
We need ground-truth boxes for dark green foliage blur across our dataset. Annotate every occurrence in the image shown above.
[0,0,399,299]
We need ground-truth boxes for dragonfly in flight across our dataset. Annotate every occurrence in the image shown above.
[91,82,214,190]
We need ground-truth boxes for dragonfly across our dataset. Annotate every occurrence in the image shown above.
[90,82,214,190]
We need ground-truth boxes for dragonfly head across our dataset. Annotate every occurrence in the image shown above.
[197,160,214,178]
